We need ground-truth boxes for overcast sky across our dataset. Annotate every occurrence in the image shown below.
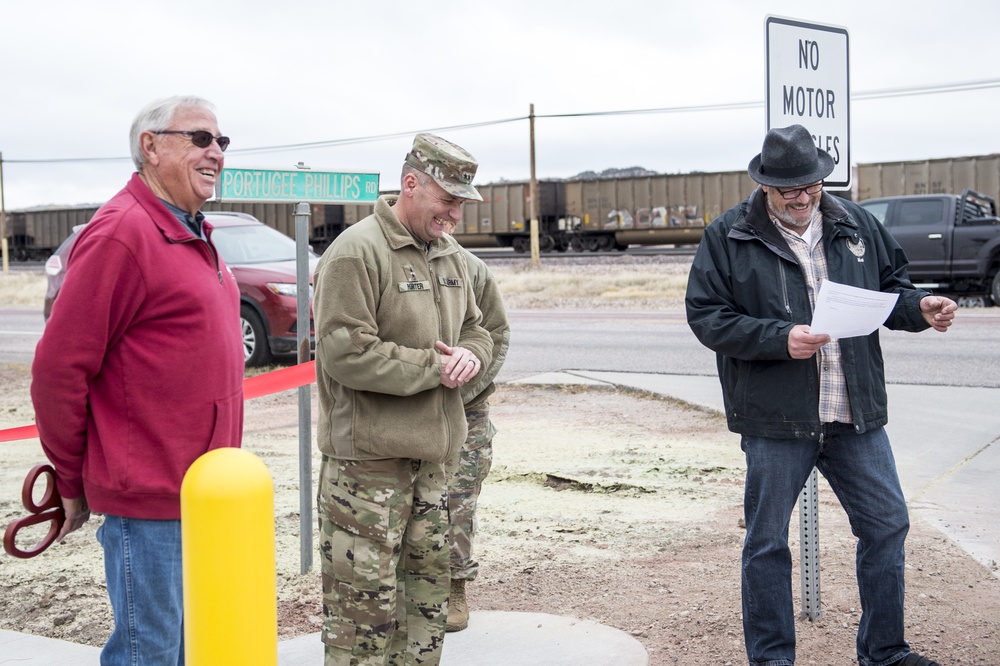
[2,0,999,209]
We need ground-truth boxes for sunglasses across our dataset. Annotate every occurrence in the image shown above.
[153,130,230,152]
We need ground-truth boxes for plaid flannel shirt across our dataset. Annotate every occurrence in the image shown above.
[772,211,853,425]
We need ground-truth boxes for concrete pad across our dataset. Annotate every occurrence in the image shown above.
[0,628,100,664]
[441,611,648,665]
[572,371,725,412]
[3,611,648,666]
[509,371,616,387]
[279,612,648,665]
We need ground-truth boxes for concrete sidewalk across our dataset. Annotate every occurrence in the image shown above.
[0,611,648,665]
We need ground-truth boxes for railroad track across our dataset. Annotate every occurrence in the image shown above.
[2,260,46,273]
[472,245,696,261]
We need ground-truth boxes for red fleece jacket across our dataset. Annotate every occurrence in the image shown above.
[31,174,245,520]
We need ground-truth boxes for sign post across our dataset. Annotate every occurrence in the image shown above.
[293,202,312,575]
[765,16,851,621]
[766,16,851,190]
[217,166,379,573]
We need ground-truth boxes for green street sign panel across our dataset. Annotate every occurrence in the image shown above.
[216,168,380,203]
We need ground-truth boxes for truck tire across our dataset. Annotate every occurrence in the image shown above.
[991,271,1000,307]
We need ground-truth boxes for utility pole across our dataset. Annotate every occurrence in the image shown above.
[528,104,540,267]
[1,151,8,273]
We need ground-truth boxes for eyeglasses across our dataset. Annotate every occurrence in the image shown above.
[153,130,230,152]
[774,181,823,200]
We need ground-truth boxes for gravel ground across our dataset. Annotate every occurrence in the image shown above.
[2,255,999,664]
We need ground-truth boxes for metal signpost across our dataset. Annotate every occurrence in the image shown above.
[765,16,851,620]
[217,166,379,573]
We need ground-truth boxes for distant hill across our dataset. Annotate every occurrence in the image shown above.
[487,167,660,185]
[569,166,659,180]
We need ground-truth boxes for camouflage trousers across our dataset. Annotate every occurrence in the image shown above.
[445,404,495,582]
[318,455,449,666]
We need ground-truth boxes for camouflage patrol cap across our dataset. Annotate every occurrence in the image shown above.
[404,133,483,202]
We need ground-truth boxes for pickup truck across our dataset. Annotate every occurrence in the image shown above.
[858,189,1000,305]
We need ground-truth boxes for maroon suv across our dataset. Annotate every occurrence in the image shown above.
[44,211,315,366]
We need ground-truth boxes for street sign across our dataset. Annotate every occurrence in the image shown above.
[216,167,380,204]
[765,16,850,189]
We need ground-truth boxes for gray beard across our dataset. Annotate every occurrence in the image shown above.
[771,202,818,229]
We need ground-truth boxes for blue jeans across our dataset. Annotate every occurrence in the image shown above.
[96,515,185,666]
[741,424,910,666]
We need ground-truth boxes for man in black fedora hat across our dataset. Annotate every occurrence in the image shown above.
[685,124,955,666]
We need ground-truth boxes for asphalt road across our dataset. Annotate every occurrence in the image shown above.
[495,307,1000,388]
[0,308,45,365]
[5,306,999,386]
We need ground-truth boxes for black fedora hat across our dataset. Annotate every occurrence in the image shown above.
[747,124,835,188]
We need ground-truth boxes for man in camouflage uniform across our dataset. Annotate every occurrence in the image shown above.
[443,244,510,632]
[313,133,492,666]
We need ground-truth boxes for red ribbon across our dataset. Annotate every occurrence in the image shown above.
[2,361,318,558]
[0,424,41,444]
[242,360,316,400]
[0,361,317,443]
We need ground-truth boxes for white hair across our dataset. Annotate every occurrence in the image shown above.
[129,96,216,171]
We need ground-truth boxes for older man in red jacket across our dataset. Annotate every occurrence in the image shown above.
[31,95,244,666]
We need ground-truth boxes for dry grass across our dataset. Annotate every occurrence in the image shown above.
[0,271,47,308]
[489,255,691,310]
[0,256,694,312]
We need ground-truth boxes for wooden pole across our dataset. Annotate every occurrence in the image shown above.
[1,151,8,273]
[529,104,540,267]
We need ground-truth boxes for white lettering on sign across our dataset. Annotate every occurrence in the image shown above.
[219,168,379,202]
[222,170,295,198]
[303,173,361,201]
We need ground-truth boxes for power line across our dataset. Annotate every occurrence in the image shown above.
[5,77,1000,164]
[231,116,525,156]
[853,76,1000,99]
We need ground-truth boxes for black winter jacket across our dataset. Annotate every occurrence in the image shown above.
[685,188,931,439]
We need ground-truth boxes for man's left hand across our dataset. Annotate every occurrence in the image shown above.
[920,295,958,332]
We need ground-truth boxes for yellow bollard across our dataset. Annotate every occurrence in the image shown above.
[181,448,277,665]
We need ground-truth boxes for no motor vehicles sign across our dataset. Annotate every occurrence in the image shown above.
[766,16,850,189]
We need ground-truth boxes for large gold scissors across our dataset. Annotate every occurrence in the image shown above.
[3,464,65,559]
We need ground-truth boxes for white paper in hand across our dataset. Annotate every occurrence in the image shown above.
[809,280,899,339]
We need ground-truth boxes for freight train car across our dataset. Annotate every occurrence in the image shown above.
[449,170,754,252]
[8,154,1000,260]
[3,206,100,260]
[558,170,754,252]
[454,181,566,251]
[856,154,1000,204]
[201,200,374,255]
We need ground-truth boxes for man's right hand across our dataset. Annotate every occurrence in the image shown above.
[787,324,831,359]
[435,341,481,388]
[57,495,91,542]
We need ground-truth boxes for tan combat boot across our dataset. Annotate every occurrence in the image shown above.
[446,578,469,632]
